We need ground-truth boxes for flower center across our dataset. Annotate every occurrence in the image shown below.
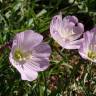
[88,50,96,60]
[14,48,31,62]
[59,28,75,39]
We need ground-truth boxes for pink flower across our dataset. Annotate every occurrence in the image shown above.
[50,15,84,49]
[9,30,51,81]
[79,27,96,62]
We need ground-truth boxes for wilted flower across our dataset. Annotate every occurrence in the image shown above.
[50,15,84,49]
[9,30,51,81]
[79,27,96,62]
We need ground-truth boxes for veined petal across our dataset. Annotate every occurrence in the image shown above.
[24,57,49,72]
[50,15,62,37]
[64,38,83,49]
[65,23,84,41]
[61,22,75,38]
[81,31,95,52]
[18,67,38,81]
[79,27,96,62]
[32,43,51,58]
[73,23,84,34]
[22,43,51,72]
[9,53,38,81]
[78,38,89,60]
[22,65,38,81]
[63,15,78,24]
[50,15,66,47]
[50,28,66,48]
[69,23,84,40]
[14,30,43,51]
[79,49,89,60]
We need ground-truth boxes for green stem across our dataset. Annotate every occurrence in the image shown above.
[37,78,40,96]
[43,72,48,96]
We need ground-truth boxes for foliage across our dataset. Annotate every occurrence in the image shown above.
[0,0,96,96]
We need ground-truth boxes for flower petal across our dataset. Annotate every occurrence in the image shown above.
[61,21,75,38]
[79,42,89,60]
[50,15,62,37]
[32,43,51,58]
[63,15,78,23]
[79,29,96,61]
[63,23,84,41]
[50,28,65,48]
[80,31,94,53]
[22,43,51,72]
[69,23,84,40]
[14,30,43,51]
[9,53,38,81]
[24,57,49,72]
[73,23,84,34]
[64,39,84,49]
[50,15,66,47]
[22,65,38,81]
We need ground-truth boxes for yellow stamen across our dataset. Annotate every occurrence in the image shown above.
[14,48,31,62]
[88,50,96,60]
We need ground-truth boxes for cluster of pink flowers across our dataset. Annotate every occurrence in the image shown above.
[9,14,96,81]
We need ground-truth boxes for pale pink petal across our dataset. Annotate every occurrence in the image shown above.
[68,23,84,41]
[65,23,84,41]
[22,66,38,81]
[82,31,92,51]
[79,29,96,62]
[79,50,89,60]
[64,39,84,49]
[50,29,66,48]
[9,53,38,81]
[32,43,51,57]
[79,45,94,62]
[78,39,89,60]
[61,22,75,37]
[22,43,51,72]
[14,30,43,51]
[73,23,84,34]
[79,31,94,54]
[24,58,49,72]
[50,15,62,37]
[63,15,78,23]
